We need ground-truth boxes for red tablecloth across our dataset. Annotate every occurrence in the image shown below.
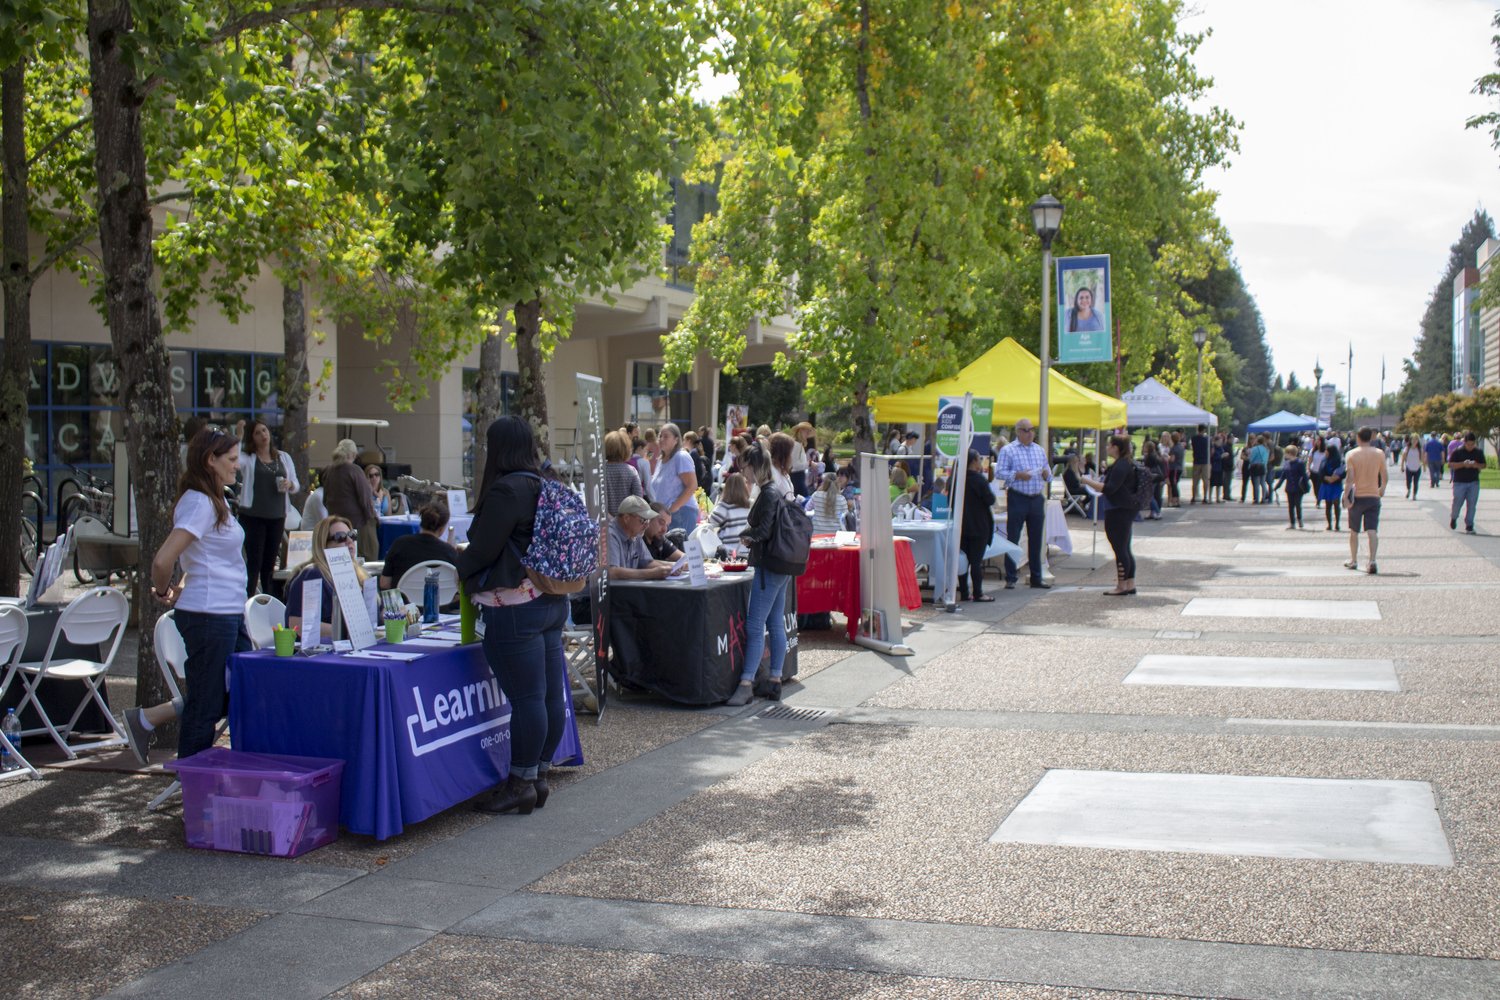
[797,538,922,642]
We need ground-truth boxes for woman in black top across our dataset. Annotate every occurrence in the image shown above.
[456,416,567,817]
[956,450,996,602]
[1082,434,1138,596]
[1140,440,1164,520]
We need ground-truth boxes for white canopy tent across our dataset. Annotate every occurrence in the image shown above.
[1122,377,1218,428]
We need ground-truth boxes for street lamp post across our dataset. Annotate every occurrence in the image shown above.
[1193,326,1208,409]
[1313,359,1324,430]
[1030,194,1064,466]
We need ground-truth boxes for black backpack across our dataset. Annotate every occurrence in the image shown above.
[743,488,814,575]
[1128,462,1155,511]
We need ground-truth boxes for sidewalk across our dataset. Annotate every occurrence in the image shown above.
[5,492,1500,998]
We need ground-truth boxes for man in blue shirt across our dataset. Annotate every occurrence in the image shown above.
[995,419,1052,589]
[1424,435,1446,488]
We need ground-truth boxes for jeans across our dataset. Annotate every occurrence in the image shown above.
[1287,491,1304,527]
[1452,480,1480,530]
[739,567,791,683]
[1004,490,1046,585]
[1104,508,1136,579]
[1405,469,1420,497]
[239,513,282,597]
[669,505,699,536]
[1249,465,1267,503]
[480,595,568,780]
[173,610,251,759]
[1430,460,1443,488]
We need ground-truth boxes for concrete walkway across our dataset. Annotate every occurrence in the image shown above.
[6,487,1500,998]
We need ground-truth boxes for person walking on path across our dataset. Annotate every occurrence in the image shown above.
[1425,434,1446,489]
[1403,434,1423,500]
[996,419,1052,590]
[1320,444,1345,531]
[1189,425,1209,503]
[1280,445,1309,529]
[1448,431,1486,533]
[1345,427,1388,574]
[1081,434,1138,596]
[956,450,996,603]
[1308,437,1327,509]
[1247,436,1269,504]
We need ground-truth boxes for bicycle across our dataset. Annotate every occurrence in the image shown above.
[19,489,42,574]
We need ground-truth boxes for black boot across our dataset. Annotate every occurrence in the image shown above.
[475,774,537,815]
[533,769,550,809]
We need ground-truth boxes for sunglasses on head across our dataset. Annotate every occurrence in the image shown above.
[329,530,358,543]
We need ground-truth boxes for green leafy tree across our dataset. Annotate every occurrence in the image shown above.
[666,0,1236,454]
[1181,260,1273,431]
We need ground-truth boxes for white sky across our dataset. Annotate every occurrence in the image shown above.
[1189,0,1500,403]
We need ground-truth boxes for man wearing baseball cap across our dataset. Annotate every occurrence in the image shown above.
[609,495,679,579]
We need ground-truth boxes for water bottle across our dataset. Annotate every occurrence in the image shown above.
[422,568,440,623]
[1,708,20,772]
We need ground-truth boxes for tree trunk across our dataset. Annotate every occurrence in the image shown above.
[280,277,311,506]
[470,329,506,485]
[88,0,177,713]
[851,380,874,458]
[513,296,550,463]
[0,58,31,598]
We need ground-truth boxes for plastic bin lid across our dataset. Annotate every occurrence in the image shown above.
[164,747,346,779]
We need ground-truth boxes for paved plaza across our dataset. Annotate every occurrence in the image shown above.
[4,488,1500,998]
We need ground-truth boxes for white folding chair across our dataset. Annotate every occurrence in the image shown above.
[244,594,287,650]
[395,560,459,607]
[12,587,130,759]
[0,606,40,781]
[563,626,599,714]
[146,610,190,810]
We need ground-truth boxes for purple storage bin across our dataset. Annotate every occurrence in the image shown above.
[166,748,345,858]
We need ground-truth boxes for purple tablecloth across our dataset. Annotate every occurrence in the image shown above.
[229,640,582,840]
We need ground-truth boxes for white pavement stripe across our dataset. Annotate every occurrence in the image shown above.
[1216,565,1357,578]
[1182,597,1381,620]
[1124,654,1400,691]
[1228,717,1500,734]
[1234,542,1350,553]
[990,769,1453,866]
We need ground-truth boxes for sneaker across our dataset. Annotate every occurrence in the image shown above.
[1467,527,1477,535]
[123,707,150,767]
[1451,518,1457,530]
[1344,560,1359,570]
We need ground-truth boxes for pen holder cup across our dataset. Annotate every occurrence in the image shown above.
[273,630,297,657]
[384,619,406,644]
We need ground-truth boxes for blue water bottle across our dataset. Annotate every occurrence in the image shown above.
[422,568,440,623]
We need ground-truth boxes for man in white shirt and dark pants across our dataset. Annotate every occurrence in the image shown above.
[995,419,1052,590]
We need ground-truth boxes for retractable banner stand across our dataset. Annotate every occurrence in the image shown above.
[935,393,975,610]
[576,374,609,720]
[857,454,915,656]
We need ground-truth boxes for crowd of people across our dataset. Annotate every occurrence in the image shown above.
[132,408,1488,824]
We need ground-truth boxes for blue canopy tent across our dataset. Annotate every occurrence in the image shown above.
[1246,410,1319,434]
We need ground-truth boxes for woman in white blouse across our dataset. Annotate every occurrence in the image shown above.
[235,419,299,598]
[145,427,252,760]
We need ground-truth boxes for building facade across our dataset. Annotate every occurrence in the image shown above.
[1476,238,1500,391]
[21,180,794,501]
[1452,264,1483,395]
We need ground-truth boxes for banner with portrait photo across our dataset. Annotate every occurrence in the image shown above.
[1055,254,1113,364]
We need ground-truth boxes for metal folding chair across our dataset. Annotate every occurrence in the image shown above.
[0,606,40,781]
[12,587,130,759]
[244,594,287,650]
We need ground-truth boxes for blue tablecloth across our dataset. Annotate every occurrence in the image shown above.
[229,640,582,840]
[377,514,473,558]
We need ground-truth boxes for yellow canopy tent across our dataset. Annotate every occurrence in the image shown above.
[870,337,1127,428]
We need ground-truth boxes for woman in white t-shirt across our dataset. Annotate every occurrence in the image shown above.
[147,427,251,760]
[651,422,700,535]
[789,422,813,498]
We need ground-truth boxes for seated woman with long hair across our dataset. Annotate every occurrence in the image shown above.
[284,515,377,639]
[806,472,848,534]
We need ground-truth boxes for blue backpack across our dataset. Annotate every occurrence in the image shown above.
[508,473,600,595]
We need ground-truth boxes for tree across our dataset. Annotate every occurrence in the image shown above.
[666,0,1237,454]
[1397,211,1494,411]
[1397,392,1464,437]
[1286,371,1300,391]
[1452,386,1500,457]
[1181,260,1273,431]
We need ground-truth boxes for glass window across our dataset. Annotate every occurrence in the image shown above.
[196,352,254,411]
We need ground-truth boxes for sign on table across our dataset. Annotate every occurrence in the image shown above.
[326,546,378,650]
[684,535,709,588]
[445,489,468,518]
[299,578,321,652]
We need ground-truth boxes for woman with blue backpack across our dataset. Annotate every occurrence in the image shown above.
[727,434,812,706]
[459,416,594,816]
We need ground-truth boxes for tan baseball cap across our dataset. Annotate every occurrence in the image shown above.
[616,495,653,518]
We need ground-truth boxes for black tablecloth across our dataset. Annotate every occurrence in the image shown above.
[0,603,111,737]
[608,574,798,705]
